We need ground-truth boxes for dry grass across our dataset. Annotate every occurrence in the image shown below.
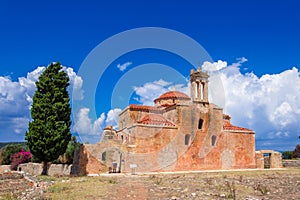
[44,176,119,199]
[41,168,300,200]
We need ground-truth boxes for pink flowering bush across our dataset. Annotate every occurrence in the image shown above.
[10,148,32,170]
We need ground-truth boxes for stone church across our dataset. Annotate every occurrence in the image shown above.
[77,68,280,174]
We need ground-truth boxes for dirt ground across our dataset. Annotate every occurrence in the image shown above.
[1,168,300,200]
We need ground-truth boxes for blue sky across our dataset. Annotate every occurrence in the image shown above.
[0,0,299,151]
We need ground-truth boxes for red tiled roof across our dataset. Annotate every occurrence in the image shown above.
[223,117,253,132]
[138,113,175,127]
[154,91,190,103]
[129,104,162,112]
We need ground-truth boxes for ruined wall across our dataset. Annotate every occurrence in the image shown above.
[18,163,72,176]
[256,150,282,169]
[0,165,10,173]
[270,151,282,168]
[283,160,300,167]
[256,151,264,168]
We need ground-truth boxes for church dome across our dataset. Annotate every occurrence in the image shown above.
[154,91,190,105]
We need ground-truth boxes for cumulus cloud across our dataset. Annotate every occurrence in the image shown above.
[0,65,84,141]
[133,80,169,105]
[72,108,122,143]
[63,67,84,100]
[133,79,190,106]
[72,108,105,135]
[202,60,228,72]
[105,108,122,128]
[117,62,132,72]
[203,59,300,151]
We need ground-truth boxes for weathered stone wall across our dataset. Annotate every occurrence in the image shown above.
[255,150,282,169]
[270,152,282,168]
[0,165,10,173]
[78,143,117,175]
[256,151,264,168]
[133,125,178,153]
[283,159,300,167]
[78,101,258,174]
[18,163,72,176]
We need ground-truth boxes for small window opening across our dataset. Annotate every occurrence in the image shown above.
[101,152,106,161]
[211,135,217,146]
[195,82,199,98]
[200,82,204,100]
[185,134,191,145]
[198,119,203,129]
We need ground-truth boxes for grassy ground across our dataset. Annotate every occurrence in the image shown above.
[42,168,300,200]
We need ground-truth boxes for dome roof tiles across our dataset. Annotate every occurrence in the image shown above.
[154,91,190,103]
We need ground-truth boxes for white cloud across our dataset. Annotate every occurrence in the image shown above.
[63,67,84,100]
[203,59,300,150]
[270,102,294,128]
[105,108,122,129]
[202,60,228,72]
[0,69,44,141]
[132,79,190,106]
[133,79,172,105]
[72,107,122,143]
[0,65,84,141]
[72,108,105,135]
[153,79,172,87]
[0,76,34,118]
[18,66,45,102]
[117,62,132,72]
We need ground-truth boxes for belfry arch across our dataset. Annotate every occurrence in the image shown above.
[190,68,209,103]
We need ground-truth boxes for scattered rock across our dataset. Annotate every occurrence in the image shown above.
[220,193,226,198]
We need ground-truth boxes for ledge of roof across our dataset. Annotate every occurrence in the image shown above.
[138,113,176,127]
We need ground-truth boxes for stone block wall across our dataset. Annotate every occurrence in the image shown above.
[0,165,10,173]
[18,163,72,176]
[256,150,282,169]
[282,159,300,167]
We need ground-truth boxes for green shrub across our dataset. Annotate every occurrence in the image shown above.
[282,151,293,159]
[1,144,23,165]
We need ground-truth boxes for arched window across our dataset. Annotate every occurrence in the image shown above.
[198,119,204,129]
[211,135,217,146]
[101,151,106,161]
[200,82,204,100]
[185,134,191,145]
[195,82,198,99]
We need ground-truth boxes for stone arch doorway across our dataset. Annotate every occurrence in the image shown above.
[101,147,123,173]
[263,153,271,169]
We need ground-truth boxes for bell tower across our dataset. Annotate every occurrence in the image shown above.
[190,67,209,104]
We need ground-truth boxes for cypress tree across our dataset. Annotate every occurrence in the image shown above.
[26,62,71,175]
